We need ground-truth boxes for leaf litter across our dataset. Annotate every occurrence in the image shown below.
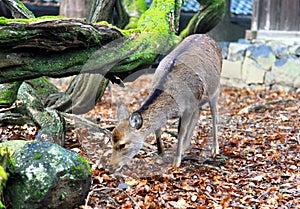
[1,74,299,208]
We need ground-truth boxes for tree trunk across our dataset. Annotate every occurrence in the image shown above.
[0,0,226,142]
[60,0,91,19]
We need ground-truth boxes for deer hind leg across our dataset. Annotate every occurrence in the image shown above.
[209,90,219,156]
[155,128,164,154]
[173,109,195,167]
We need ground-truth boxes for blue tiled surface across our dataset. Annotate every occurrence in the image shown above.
[231,0,252,15]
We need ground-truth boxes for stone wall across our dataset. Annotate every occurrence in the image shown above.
[220,39,300,91]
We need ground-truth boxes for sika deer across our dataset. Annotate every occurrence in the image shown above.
[110,34,222,171]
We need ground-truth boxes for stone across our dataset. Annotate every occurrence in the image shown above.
[238,39,251,44]
[217,42,229,59]
[3,140,91,209]
[241,57,265,84]
[271,58,300,87]
[271,84,294,91]
[221,60,242,79]
[227,43,251,61]
[289,45,300,56]
[272,45,289,58]
[249,45,276,70]
[293,76,300,89]
[220,77,246,88]
[264,71,275,86]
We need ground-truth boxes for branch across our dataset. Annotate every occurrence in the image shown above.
[180,0,226,38]
[1,0,35,18]
[0,18,123,84]
[237,99,296,114]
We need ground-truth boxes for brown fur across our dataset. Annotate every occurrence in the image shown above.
[110,34,222,171]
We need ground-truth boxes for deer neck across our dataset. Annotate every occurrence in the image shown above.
[136,90,179,135]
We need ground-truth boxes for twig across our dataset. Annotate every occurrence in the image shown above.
[238,99,295,114]
[124,191,142,209]
[85,187,117,209]
[84,186,142,209]
[62,112,110,135]
[0,100,23,113]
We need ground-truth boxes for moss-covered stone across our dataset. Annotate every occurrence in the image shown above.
[3,140,91,209]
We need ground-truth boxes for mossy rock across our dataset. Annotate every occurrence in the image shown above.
[2,140,91,209]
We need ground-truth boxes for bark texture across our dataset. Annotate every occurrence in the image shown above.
[0,0,226,141]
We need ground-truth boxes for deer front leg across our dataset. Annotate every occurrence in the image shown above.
[182,108,200,152]
[209,91,219,156]
[173,110,194,167]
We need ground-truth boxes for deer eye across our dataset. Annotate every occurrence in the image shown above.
[118,143,127,151]
[129,112,142,129]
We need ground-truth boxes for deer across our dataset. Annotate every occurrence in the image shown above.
[110,34,222,171]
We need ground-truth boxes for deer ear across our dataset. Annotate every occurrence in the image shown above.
[117,103,129,122]
[129,112,143,129]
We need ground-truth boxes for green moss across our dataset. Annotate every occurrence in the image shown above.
[0,146,14,209]
[0,82,22,106]
[33,153,43,160]
[26,77,58,100]
[61,191,67,200]
[124,0,148,29]
[69,156,91,180]
[0,16,65,25]
[76,156,91,174]
[120,28,141,37]
[138,0,176,34]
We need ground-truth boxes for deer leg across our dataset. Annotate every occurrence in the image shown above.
[173,110,193,167]
[182,108,199,152]
[209,90,219,156]
[155,128,164,154]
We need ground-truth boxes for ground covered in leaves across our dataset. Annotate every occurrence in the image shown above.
[1,74,299,208]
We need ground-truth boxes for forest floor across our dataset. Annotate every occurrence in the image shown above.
[1,73,299,208]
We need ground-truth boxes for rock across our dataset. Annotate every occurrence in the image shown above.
[227,43,251,61]
[289,45,300,56]
[217,42,229,59]
[220,77,246,88]
[237,38,251,44]
[272,45,289,59]
[264,71,275,86]
[270,58,300,87]
[249,45,276,70]
[241,57,265,84]
[221,60,242,79]
[220,39,299,90]
[271,84,294,91]
[293,76,300,89]
[2,140,91,209]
